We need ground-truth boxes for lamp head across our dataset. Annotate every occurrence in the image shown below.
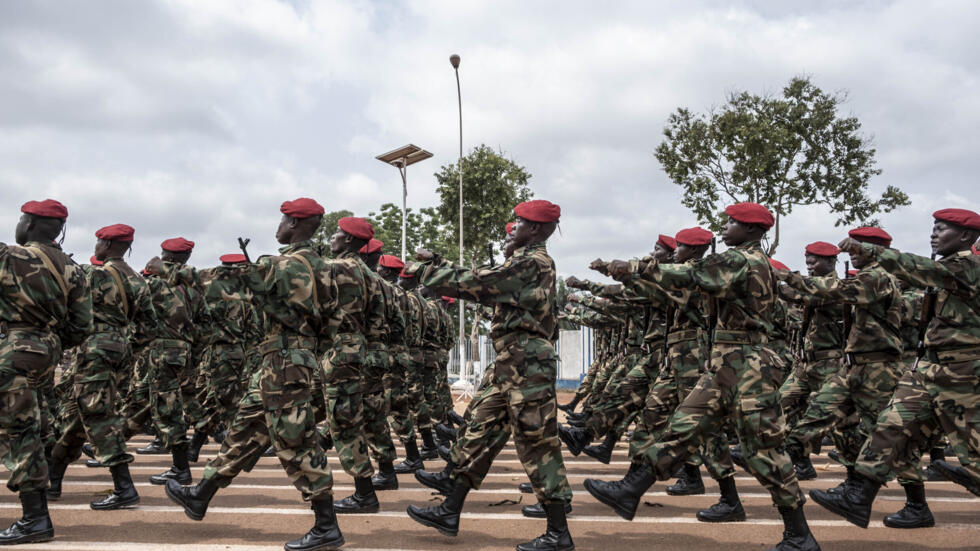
[450,54,460,69]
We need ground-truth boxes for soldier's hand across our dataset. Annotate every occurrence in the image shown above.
[414,248,435,262]
[589,258,609,275]
[837,238,863,256]
[607,259,631,280]
[144,256,163,276]
[565,275,586,289]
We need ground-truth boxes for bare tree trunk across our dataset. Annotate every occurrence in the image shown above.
[768,212,781,256]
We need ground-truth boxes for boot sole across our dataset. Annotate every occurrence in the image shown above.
[809,489,869,528]
[284,535,346,551]
[930,462,980,497]
[666,486,705,496]
[335,504,380,515]
[582,450,611,464]
[90,495,141,510]
[372,483,399,491]
[696,510,746,523]
[164,483,205,521]
[150,476,192,486]
[583,479,636,521]
[406,507,458,537]
[0,529,54,545]
[883,518,935,529]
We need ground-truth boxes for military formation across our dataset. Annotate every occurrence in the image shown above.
[1,195,979,551]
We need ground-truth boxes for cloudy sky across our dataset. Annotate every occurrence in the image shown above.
[1,0,977,276]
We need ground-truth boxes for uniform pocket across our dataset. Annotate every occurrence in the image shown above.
[737,395,787,454]
[261,349,315,410]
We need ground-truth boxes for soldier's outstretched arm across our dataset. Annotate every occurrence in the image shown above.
[405,256,532,307]
[780,267,886,306]
[860,243,979,294]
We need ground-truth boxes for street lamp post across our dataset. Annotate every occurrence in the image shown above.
[450,53,471,398]
[375,144,433,260]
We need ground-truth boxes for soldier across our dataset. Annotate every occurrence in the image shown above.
[394,268,431,471]
[404,199,573,551]
[47,224,152,511]
[165,197,343,551]
[584,203,819,551]
[811,208,980,528]
[777,227,904,503]
[0,199,92,545]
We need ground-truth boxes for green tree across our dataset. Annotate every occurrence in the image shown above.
[434,144,533,267]
[364,203,454,261]
[654,76,908,254]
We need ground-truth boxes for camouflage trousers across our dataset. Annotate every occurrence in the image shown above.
[363,346,396,465]
[638,341,804,509]
[572,358,602,403]
[122,347,154,439]
[407,348,432,430]
[51,330,133,468]
[586,350,660,440]
[448,363,505,465]
[778,353,843,425]
[146,338,192,449]
[0,329,61,493]
[856,355,980,486]
[204,336,333,499]
[195,343,246,435]
[420,349,450,428]
[784,358,902,468]
[180,359,204,435]
[322,335,373,479]
[386,346,417,444]
[452,334,571,504]
[585,356,623,410]
[437,350,454,418]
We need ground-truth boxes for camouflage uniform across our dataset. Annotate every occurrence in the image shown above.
[624,241,804,509]
[390,285,424,445]
[780,263,904,470]
[203,240,336,498]
[417,297,444,430]
[0,240,92,493]
[51,258,152,468]
[406,243,572,503]
[362,268,400,466]
[853,247,980,486]
[435,304,456,421]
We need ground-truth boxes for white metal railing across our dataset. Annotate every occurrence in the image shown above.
[445,327,594,383]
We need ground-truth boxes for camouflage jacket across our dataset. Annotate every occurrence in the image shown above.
[140,261,209,344]
[407,242,557,342]
[201,265,258,345]
[361,264,390,348]
[437,304,455,351]
[862,245,980,350]
[87,258,154,333]
[780,262,903,356]
[630,241,776,339]
[403,289,425,348]
[420,297,443,350]
[778,277,844,354]
[577,294,645,348]
[622,259,706,343]
[898,288,923,355]
[0,240,92,347]
[379,278,408,348]
[317,250,382,362]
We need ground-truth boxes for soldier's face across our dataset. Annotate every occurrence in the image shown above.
[722,217,746,246]
[931,221,972,257]
[502,233,516,258]
[653,243,673,262]
[94,239,111,261]
[275,215,293,244]
[805,253,835,276]
[14,214,30,245]
[510,217,534,249]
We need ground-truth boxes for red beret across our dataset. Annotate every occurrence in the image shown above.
[847,269,858,276]
[338,217,374,240]
[95,223,135,242]
[974,245,979,255]
[513,199,561,223]
[805,241,840,257]
[161,237,195,253]
[359,238,384,254]
[769,258,789,271]
[505,222,516,235]
[378,254,405,270]
[674,227,713,247]
[442,296,456,304]
[280,197,325,219]
[21,199,68,219]
[848,226,892,247]
[398,270,415,278]
[656,234,677,250]
[933,208,980,231]
[219,254,248,264]
[90,255,104,266]
[725,202,774,229]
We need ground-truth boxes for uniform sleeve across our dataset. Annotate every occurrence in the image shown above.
[635,250,748,298]
[781,268,886,306]
[871,245,979,296]
[61,264,93,348]
[416,256,534,307]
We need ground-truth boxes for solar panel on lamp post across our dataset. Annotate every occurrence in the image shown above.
[375,144,433,262]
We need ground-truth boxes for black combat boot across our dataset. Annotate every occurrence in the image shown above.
[437,445,452,463]
[446,410,465,426]
[930,459,980,496]
[557,425,592,456]
[435,423,457,444]
[565,411,588,423]
[85,459,103,468]
[557,395,581,414]
[883,483,934,528]
[394,439,424,474]
[187,431,208,463]
[795,455,817,481]
[150,443,192,485]
[566,414,588,428]
[696,476,745,522]
[81,443,95,459]
[582,431,618,464]
[136,437,164,454]
[810,472,881,528]
[923,448,947,481]
[0,490,54,545]
[419,428,439,460]
[164,474,231,520]
[767,505,820,551]
[583,461,656,521]
[284,496,345,551]
[825,466,856,495]
[519,482,533,494]
[334,476,380,514]
[91,463,140,510]
[46,462,69,501]
[415,469,455,496]
[406,480,470,536]
[371,461,398,491]
[516,501,575,551]
[666,463,705,496]
[521,499,572,518]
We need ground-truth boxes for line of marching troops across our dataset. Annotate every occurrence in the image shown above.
[2,196,979,551]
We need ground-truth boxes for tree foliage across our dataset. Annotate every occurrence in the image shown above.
[654,76,908,254]
[434,144,533,267]
[364,203,454,261]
